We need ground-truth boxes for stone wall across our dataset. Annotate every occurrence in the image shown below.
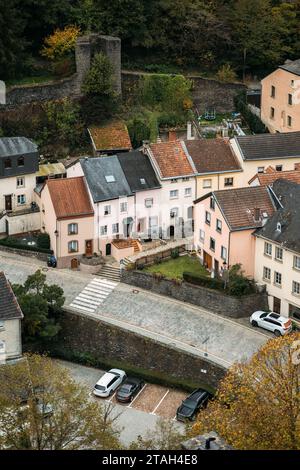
[121,72,246,113]
[121,270,268,318]
[57,309,226,391]
[4,34,121,108]
[0,244,49,261]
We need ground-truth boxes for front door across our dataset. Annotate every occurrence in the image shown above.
[203,251,212,270]
[214,259,219,277]
[106,243,111,256]
[5,195,12,211]
[273,297,281,314]
[85,240,93,257]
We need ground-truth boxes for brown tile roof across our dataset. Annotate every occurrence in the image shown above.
[249,166,300,186]
[46,177,94,220]
[88,121,132,152]
[149,141,195,178]
[184,138,241,174]
[212,186,275,230]
[0,272,23,320]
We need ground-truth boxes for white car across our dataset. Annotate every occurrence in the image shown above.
[93,369,126,397]
[250,311,292,336]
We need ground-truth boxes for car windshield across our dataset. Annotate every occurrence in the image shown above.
[260,312,268,318]
[95,385,106,391]
[120,384,133,392]
[182,399,195,409]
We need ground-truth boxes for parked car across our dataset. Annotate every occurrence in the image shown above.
[116,377,144,403]
[93,369,126,398]
[250,311,292,336]
[176,388,211,422]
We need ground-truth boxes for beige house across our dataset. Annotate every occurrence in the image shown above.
[254,180,300,321]
[0,271,23,363]
[230,132,300,187]
[39,177,94,269]
[261,59,300,133]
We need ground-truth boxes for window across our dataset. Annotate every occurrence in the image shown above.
[17,156,24,167]
[205,211,211,225]
[104,205,111,215]
[184,188,192,197]
[68,240,78,253]
[288,115,292,127]
[288,93,293,105]
[112,223,119,234]
[216,219,222,233]
[275,246,283,261]
[0,320,4,330]
[210,237,216,252]
[140,178,146,185]
[271,85,276,98]
[187,206,193,219]
[170,190,178,199]
[263,267,271,281]
[199,230,205,242]
[210,197,215,210]
[68,223,78,235]
[224,177,233,187]
[100,225,107,236]
[120,202,127,213]
[274,271,282,286]
[4,158,11,169]
[17,194,26,205]
[270,107,275,119]
[145,198,153,208]
[264,242,272,256]
[258,167,265,174]
[149,216,158,227]
[292,281,300,296]
[170,207,178,218]
[221,246,227,261]
[203,179,212,189]
[17,177,25,188]
[105,175,115,183]
[293,256,300,270]
[276,165,282,172]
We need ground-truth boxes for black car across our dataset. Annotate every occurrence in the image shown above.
[116,377,144,403]
[176,388,211,422]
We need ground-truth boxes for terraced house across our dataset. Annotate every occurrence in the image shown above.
[254,179,300,321]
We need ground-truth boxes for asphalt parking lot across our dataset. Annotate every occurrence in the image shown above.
[54,359,187,446]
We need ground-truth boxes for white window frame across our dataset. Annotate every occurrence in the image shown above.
[199,230,205,243]
[17,177,25,188]
[100,225,108,236]
[263,266,271,281]
[275,246,283,261]
[264,242,272,257]
[293,256,300,270]
[104,205,111,216]
[203,179,212,189]
[68,240,78,253]
[145,198,153,208]
[184,188,192,197]
[274,271,282,286]
[120,202,128,213]
[221,246,227,261]
[112,223,119,234]
[292,281,300,296]
[68,223,78,235]
[170,190,179,199]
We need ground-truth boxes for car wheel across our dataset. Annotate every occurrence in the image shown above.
[251,320,258,327]
[274,330,281,337]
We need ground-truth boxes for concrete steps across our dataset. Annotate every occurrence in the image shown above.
[96,264,120,282]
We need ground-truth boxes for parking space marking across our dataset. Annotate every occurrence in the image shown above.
[108,391,117,403]
[128,384,147,408]
[151,389,169,415]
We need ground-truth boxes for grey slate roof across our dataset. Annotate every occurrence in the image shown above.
[80,156,132,203]
[117,151,161,193]
[279,59,300,77]
[235,132,300,161]
[255,179,300,253]
[0,137,38,157]
[0,272,23,321]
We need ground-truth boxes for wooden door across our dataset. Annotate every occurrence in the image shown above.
[5,195,12,211]
[273,297,281,314]
[85,240,93,257]
[203,251,212,270]
[71,258,78,269]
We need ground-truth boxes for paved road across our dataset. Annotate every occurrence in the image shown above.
[0,251,268,367]
[53,359,184,447]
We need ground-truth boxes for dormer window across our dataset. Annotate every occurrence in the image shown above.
[140,178,146,185]
[4,158,11,169]
[105,175,115,183]
[17,156,24,167]
[276,222,281,232]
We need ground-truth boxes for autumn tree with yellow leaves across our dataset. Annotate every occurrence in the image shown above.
[41,25,81,60]
[191,333,300,450]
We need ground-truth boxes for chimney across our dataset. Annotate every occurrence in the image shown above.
[294,163,300,171]
[168,130,177,142]
[205,437,216,450]
[142,140,150,154]
[254,207,260,222]
[187,121,195,141]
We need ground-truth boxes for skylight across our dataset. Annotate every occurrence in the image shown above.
[140,178,146,185]
[105,175,115,183]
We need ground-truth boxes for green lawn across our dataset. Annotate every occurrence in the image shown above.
[145,255,208,280]
[7,74,57,87]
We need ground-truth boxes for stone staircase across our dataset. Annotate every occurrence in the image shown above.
[131,239,140,253]
[96,264,120,282]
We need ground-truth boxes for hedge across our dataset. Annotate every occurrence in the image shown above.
[234,91,267,134]
[183,271,224,290]
[0,237,53,254]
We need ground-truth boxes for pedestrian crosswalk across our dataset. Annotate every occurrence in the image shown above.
[69,277,118,313]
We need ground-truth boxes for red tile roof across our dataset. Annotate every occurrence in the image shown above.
[185,138,241,174]
[88,121,132,151]
[249,166,300,186]
[149,141,195,178]
[46,177,94,220]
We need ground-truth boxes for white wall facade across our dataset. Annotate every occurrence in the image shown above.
[0,319,22,361]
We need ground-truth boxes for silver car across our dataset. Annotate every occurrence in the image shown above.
[93,369,126,398]
[250,311,292,336]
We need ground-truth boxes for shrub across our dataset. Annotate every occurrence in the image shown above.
[127,117,150,148]
[227,264,255,297]
[216,64,237,83]
[171,248,180,259]
[234,91,267,134]
[183,272,224,290]
[37,233,50,250]
[41,26,81,61]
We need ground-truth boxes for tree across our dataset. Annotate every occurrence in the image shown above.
[12,270,65,342]
[0,354,121,450]
[41,25,80,60]
[190,333,300,449]
[129,418,185,450]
